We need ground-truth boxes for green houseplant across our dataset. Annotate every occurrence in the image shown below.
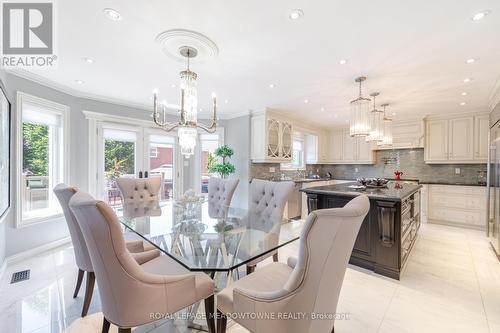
[208,145,236,178]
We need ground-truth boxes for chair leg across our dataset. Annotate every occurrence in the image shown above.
[204,295,216,333]
[73,269,85,298]
[217,310,227,333]
[81,272,95,317]
[331,325,335,333]
[246,264,255,275]
[273,252,279,262]
[118,329,131,333]
[102,317,110,333]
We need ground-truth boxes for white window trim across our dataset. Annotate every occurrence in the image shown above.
[193,127,225,195]
[281,135,306,171]
[15,92,70,228]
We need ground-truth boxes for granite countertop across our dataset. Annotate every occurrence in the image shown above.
[300,181,422,202]
[419,181,486,187]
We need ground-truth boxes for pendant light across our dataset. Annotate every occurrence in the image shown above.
[349,76,371,137]
[378,103,393,146]
[366,92,384,142]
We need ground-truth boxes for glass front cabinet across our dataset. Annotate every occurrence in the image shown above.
[251,110,293,163]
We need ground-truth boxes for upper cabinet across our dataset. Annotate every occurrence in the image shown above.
[251,110,293,163]
[329,128,375,164]
[424,113,488,164]
[377,120,424,150]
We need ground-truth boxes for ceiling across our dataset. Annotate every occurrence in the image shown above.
[13,0,500,127]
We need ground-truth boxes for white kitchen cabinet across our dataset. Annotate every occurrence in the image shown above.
[328,128,375,164]
[317,130,330,163]
[449,117,474,161]
[427,185,486,229]
[424,113,488,164]
[305,134,318,164]
[251,111,293,163]
[425,119,448,162]
[377,120,424,150]
[474,114,489,161]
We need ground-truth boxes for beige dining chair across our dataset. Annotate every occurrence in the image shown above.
[207,177,240,218]
[216,195,370,333]
[53,184,160,317]
[116,177,162,205]
[243,179,294,274]
[69,190,216,333]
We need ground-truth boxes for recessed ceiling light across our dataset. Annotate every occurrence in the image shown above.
[304,99,309,104]
[461,92,468,96]
[463,78,472,83]
[224,99,229,104]
[103,8,122,21]
[200,108,204,112]
[83,57,94,64]
[339,59,348,65]
[289,9,304,20]
[320,107,325,111]
[269,83,275,89]
[466,58,477,64]
[472,10,490,21]
[334,114,338,118]
[75,80,85,84]
[392,112,397,116]
[460,102,466,106]
[345,120,349,123]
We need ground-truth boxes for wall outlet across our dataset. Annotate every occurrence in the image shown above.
[355,167,359,173]
[455,168,461,175]
[269,167,276,173]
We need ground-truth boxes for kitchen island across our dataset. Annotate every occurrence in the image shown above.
[301,181,422,279]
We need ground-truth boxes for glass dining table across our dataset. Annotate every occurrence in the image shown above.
[116,199,305,278]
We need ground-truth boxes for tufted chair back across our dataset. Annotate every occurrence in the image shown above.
[248,179,294,232]
[208,178,240,218]
[53,183,93,272]
[116,177,161,205]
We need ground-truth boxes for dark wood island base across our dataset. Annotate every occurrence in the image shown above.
[302,181,422,280]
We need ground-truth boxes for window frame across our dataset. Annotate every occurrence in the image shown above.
[281,136,306,170]
[15,92,70,228]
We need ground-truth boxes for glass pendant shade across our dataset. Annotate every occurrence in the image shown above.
[350,77,371,137]
[178,126,197,157]
[378,104,393,146]
[366,92,384,142]
[180,70,198,123]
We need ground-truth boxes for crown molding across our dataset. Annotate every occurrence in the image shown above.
[5,69,247,120]
[489,74,500,112]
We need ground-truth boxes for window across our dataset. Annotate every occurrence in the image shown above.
[199,133,221,194]
[17,93,69,226]
[281,138,305,170]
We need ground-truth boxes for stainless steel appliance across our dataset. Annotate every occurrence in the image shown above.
[487,112,500,257]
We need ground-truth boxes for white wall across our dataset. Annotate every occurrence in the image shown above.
[225,115,251,208]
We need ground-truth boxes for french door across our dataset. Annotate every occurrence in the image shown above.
[94,122,181,205]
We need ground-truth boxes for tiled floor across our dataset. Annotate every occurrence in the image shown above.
[1,223,500,333]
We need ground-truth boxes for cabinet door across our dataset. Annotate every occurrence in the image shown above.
[330,130,343,162]
[425,120,448,162]
[357,138,374,163]
[342,130,356,162]
[474,115,489,161]
[280,122,293,160]
[318,131,329,163]
[305,134,318,164]
[449,117,473,161]
[267,119,280,158]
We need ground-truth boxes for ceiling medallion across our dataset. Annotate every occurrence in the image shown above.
[155,29,219,63]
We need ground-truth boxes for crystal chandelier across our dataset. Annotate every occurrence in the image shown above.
[152,46,217,157]
[349,76,371,137]
[366,92,384,142]
[378,103,393,146]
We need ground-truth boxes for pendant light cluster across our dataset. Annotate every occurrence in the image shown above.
[349,76,393,146]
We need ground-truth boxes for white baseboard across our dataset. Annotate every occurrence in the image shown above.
[5,237,71,266]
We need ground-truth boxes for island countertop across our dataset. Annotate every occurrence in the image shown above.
[300,181,422,202]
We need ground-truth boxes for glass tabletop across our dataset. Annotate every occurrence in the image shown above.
[116,199,305,272]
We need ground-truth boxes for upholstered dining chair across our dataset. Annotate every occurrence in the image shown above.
[207,177,240,218]
[217,195,370,333]
[53,184,160,317]
[116,177,162,205]
[68,191,216,333]
[243,179,294,274]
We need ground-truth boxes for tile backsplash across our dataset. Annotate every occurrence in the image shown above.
[251,148,486,185]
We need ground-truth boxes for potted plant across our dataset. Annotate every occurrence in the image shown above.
[208,145,236,179]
